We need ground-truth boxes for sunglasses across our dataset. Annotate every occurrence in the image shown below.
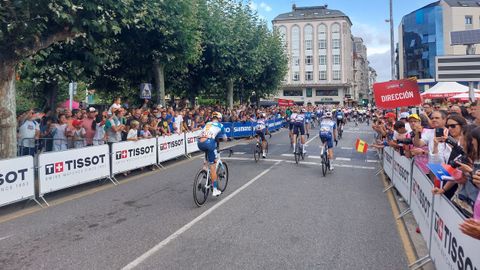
[446,124,460,129]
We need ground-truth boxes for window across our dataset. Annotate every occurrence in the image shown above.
[319,71,327,80]
[305,40,312,50]
[292,56,300,66]
[305,55,313,65]
[306,88,312,97]
[292,72,300,81]
[291,25,300,52]
[318,24,327,50]
[333,55,341,65]
[332,39,340,49]
[304,25,313,51]
[284,89,302,96]
[319,55,327,65]
[466,16,473,24]
[305,71,313,81]
[278,26,287,48]
[318,40,327,49]
[333,70,341,80]
[315,89,338,96]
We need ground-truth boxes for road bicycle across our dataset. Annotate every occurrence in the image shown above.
[320,140,331,177]
[193,148,232,207]
[254,132,271,162]
[338,123,343,139]
[294,134,305,164]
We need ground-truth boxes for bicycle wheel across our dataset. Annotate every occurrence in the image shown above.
[217,162,229,192]
[193,170,209,207]
[254,143,261,162]
[301,144,305,160]
[294,144,299,164]
[321,154,327,177]
[265,140,269,154]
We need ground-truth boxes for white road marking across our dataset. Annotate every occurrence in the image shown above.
[341,147,353,150]
[234,152,246,155]
[366,160,380,163]
[0,235,13,241]
[281,154,320,159]
[284,160,375,170]
[222,157,284,162]
[306,134,319,144]
[335,157,351,161]
[121,161,282,270]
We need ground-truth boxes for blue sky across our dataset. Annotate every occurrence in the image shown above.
[248,0,435,82]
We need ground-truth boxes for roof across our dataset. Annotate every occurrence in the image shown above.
[443,0,480,7]
[273,5,352,25]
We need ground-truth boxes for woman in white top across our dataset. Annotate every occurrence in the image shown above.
[127,121,139,141]
[52,114,68,151]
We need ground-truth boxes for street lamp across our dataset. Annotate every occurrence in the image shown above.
[385,0,395,80]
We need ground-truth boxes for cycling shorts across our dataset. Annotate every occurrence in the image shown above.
[197,138,217,164]
[293,123,305,135]
[336,119,344,127]
[255,129,266,142]
[289,122,294,131]
[320,132,334,148]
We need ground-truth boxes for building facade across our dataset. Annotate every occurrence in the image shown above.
[368,66,377,103]
[352,37,370,104]
[398,0,480,79]
[272,5,354,105]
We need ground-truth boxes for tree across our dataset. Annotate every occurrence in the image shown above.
[0,0,140,158]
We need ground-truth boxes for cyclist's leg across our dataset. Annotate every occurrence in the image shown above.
[327,135,334,160]
[300,125,306,153]
[293,124,299,152]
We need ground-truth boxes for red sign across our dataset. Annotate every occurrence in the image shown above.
[373,79,421,109]
[278,99,294,107]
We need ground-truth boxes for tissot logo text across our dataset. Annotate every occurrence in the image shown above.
[0,168,28,186]
[45,155,106,175]
[160,139,184,150]
[116,146,155,159]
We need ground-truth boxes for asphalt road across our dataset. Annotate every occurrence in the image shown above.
[0,121,408,270]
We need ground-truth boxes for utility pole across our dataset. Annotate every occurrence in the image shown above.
[389,0,395,80]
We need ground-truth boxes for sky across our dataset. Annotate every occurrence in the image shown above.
[248,0,435,82]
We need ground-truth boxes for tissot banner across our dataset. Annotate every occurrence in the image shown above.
[410,164,434,249]
[185,130,202,154]
[39,145,110,196]
[373,79,421,109]
[111,139,157,174]
[158,133,185,163]
[0,156,35,207]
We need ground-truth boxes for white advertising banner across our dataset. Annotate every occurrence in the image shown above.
[38,145,110,196]
[410,164,434,249]
[430,195,480,270]
[111,138,157,174]
[383,147,394,180]
[158,133,185,163]
[0,156,35,207]
[185,130,202,154]
[392,151,412,205]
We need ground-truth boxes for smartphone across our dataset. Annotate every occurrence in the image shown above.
[435,128,444,137]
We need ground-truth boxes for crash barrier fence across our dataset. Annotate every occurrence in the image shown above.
[382,147,479,270]
[2,119,286,208]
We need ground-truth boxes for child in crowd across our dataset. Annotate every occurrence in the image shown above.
[72,119,86,149]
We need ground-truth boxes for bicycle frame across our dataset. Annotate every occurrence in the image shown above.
[203,151,225,189]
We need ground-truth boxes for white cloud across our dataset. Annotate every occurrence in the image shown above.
[259,2,272,12]
[368,51,393,82]
[250,1,272,13]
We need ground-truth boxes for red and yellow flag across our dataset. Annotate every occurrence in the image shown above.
[355,139,368,153]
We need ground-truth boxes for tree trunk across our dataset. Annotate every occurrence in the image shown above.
[227,79,234,109]
[0,63,18,159]
[43,82,59,111]
[153,61,166,107]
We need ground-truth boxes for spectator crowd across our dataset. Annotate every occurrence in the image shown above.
[370,101,480,240]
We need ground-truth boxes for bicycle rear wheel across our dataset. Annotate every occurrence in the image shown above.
[193,170,209,207]
[294,144,299,164]
[217,162,229,192]
[321,152,327,177]
[254,143,261,162]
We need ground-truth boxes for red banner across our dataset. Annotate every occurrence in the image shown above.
[278,99,294,107]
[373,79,421,109]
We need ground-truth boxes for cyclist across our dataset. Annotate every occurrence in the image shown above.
[319,111,337,170]
[255,112,269,158]
[335,107,345,131]
[197,112,227,197]
[305,108,312,137]
[352,108,358,126]
[293,108,307,154]
[288,108,297,147]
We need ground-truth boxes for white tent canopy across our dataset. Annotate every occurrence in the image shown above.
[421,82,479,98]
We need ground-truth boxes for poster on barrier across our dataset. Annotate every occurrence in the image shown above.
[383,147,394,180]
[410,164,434,249]
[185,130,202,154]
[111,138,157,174]
[392,151,413,204]
[0,156,35,207]
[221,122,233,138]
[39,145,110,196]
[275,118,283,130]
[232,122,254,138]
[158,133,185,163]
[430,195,480,270]
[266,120,275,132]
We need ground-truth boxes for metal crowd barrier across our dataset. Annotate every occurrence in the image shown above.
[381,147,479,270]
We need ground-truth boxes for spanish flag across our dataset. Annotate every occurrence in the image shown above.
[355,139,368,153]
